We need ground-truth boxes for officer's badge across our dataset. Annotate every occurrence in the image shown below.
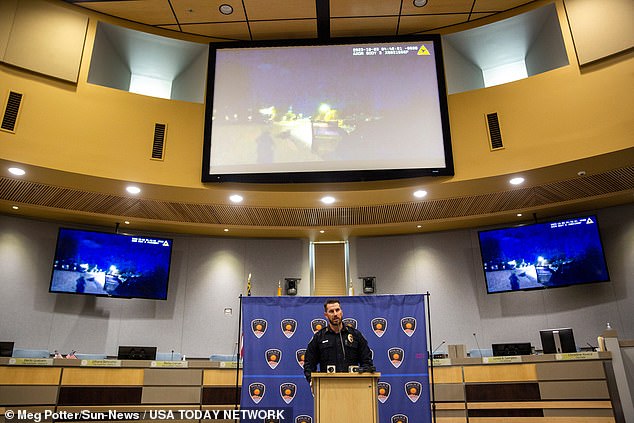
[372,317,387,337]
[311,318,327,333]
[400,317,416,337]
[251,319,267,338]
[347,333,354,344]
[281,319,297,338]
[377,381,391,403]
[249,382,265,404]
[296,349,306,368]
[388,347,404,368]
[266,349,281,369]
[280,382,296,404]
[405,381,422,402]
[342,318,357,329]
[295,416,312,423]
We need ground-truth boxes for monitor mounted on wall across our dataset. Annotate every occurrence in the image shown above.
[202,35,453,183]
[478,215,610,294]
[49,228,173,300]
[0,341,14,357]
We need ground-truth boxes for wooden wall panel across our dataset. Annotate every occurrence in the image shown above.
[141,386,201,404]
[57,387,143,405]
[203,369,242,386]
[313,243,346,296]
[539,380,610,400]
[143,369,202,386]
[0,386,58,405]
[464,364,537,383]
[535,360,605,380]
[0,367,61,385]
[61,368,144,386]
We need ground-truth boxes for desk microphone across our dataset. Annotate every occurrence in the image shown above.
[432,340,446,355]
[473,332,483,358]
[171,350,174,361]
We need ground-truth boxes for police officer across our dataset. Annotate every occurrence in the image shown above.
[303,298,374,384]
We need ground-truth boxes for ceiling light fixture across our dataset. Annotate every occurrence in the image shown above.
[126,186,141,194]
[321,196,335,205]
[319,230,325,234]
[413,190,427,198]
[229,194,243,203]
[509,177,525,185]
[517,213,523,217]
[12,205,19,210]
[413,0,428,7]
[124,220,130,224]
[223,228,229,232]
[8,167,26,176]
[219,4,233,15]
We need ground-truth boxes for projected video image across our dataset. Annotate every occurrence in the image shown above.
[207,39,449,178]
[478,216,610,294]
[50,229,172,300]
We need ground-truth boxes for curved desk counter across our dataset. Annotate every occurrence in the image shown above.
[0,353,622,423]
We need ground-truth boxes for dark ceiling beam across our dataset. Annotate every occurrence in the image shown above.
[316,0,330,41]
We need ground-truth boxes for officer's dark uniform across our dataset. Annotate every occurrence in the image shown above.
[303,324,373,382]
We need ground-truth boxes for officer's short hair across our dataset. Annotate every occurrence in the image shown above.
[324,298,341,311]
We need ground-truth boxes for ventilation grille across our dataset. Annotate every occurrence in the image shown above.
[486,112,504,150]
[1,91,23,133]
[151,123,167,160]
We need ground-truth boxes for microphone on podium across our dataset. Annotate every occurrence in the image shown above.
[431,340,446,356]
[473,332,483,358]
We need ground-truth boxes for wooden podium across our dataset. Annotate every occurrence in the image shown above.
[312,372,380,423]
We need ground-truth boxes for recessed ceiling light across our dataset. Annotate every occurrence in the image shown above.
[219,4,233,15]
[413,0,428,7]
[319,230,325,234]
[321,196,335,205]
[223,228,229,232]
[12,205,19,210]
[509,177,525,185]
[126,186,141,194]
[124,220,130,224]
[517,213,523,217]
[413,190,427,198]
[229,194,243,203]
[577,170,586,176]
[417,224,422,228]
[8,167,26,176]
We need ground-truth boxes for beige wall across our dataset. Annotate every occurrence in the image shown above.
[0,0,632,188]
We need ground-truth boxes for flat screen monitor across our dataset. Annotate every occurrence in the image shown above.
[478,215,610,294]
[202,35,453,183]
[49,228,173,300]
[117,346,157,360]
[492,342,532,356]
[0,341,14,357]
[540,328,576,354]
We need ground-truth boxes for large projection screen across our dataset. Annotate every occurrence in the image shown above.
[202,36,453,183]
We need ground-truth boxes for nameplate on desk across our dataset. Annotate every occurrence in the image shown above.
[482,356,523,364]
[429,358,452,366]
[81,359,121,367]
[219,361,239,368]
[556,352,599,360]
[8,358,53,366]
[151,360,189,368]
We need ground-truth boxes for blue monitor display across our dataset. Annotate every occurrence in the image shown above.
[478,216,610,294]
[50,228,173,300]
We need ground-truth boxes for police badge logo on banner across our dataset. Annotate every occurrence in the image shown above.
[372,317,387,337]
[265,349,281,369]
[342,318,357,329]
[389,347,404,368]
[249,382,265,404]
[377,381,391,403]
[281,319,297,338]
[295,416,312,423]
[311,318,327,333]
[295,349,306,368]
[391,414,408,423]
[251,319,267,338]
[279,382,296,404]
[400,317,416,337]
[405,381,422,402]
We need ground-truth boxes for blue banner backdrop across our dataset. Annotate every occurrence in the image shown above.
[240,294,431,423]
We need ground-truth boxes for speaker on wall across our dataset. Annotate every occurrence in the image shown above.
[285,278,300,296]
[360,276,376,294]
